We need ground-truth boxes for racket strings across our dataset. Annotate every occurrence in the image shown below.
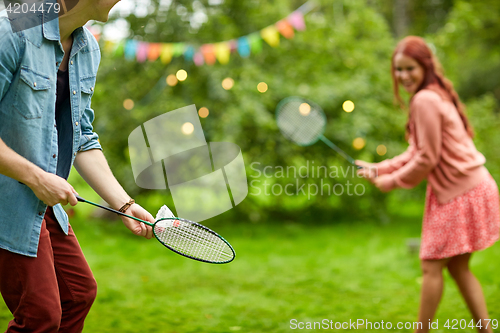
[277,101,326,146]
[154,220,233,262]
[157,223,226,261]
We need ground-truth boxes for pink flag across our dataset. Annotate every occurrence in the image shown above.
[287,11,306,31]
[193,52,204,66]
[136,42,149,63]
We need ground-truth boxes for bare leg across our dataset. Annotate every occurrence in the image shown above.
[415,258,450,333]
[447,253,493,333]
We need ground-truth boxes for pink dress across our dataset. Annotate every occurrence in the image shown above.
[421,174,500,260]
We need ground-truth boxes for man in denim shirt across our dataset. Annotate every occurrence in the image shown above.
[0,0,155,331]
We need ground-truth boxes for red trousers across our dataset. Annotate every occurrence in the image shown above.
[0,208,97,332]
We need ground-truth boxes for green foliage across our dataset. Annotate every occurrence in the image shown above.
[87,0,500,223]
[91,0,405,222]
[429,0,500,102]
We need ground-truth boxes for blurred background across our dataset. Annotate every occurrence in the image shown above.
[1,0,499,331]
[78,0,500,223]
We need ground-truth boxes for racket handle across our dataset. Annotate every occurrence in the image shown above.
[74,195,155,227]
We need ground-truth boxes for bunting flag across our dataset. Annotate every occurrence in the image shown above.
[148,43,161,62]
[276,20,295,39]
[288,11,306,31]
[184,46,195,61]
[215,42,231,64]
[248,33,263,54]
[260,26,280,47]
[136,42,149,63]
[95,2,314,66]
[237,37,250,58]
[160,44,173,64]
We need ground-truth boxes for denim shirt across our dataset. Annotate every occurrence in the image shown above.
[0,11,102,257]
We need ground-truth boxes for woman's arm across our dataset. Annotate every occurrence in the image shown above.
[375,90,443,191]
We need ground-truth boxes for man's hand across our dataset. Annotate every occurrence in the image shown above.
[120,203,154,239]
[28,171,78,206]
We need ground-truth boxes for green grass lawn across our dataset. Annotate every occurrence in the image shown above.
[0,214,498,332]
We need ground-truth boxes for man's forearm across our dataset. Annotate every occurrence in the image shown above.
[0,137,44,187]
[73,149,131,210]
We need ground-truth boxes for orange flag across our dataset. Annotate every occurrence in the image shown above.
[148,43,161,61]
[200,44,216,65]
[276,20,295,39]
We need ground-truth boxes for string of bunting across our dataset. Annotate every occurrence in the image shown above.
[93,1,316,66]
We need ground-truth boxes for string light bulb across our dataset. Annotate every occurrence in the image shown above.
[176,69,188,81]
[377,145,387,156]
[299,103,311,116]
[257,82,268,93]
[166,74,178,86]
[181,122,194,135]
[343,100,355,112]
[353,137,365,150]
[198,107,209,118]
[222,78,234,90]
[123,99,134,110]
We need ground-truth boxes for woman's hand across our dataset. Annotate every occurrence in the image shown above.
[120,203,154,239]
[373,174,395,193]
[355,160,378,183]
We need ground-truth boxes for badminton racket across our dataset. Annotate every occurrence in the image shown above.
[75,195,235,264]
[276,96,361,168]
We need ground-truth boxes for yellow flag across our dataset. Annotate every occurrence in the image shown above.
[260,26,280,47]
[160,44,173,64]
[215,42,231,64]
[104,40,116,54]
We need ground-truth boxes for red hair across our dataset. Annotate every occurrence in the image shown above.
[391,36,473,137]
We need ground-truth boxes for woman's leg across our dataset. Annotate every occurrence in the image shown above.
[415,258,450,333]
[447,253,493,333]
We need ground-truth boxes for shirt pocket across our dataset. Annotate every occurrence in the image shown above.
[13,67,51,119]
[79,75,95,114]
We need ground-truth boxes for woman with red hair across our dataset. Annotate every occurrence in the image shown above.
[357,36,499,333]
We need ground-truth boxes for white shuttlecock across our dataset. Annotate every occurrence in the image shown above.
[155,205,175,220]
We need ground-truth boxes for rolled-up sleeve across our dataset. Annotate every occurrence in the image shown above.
[0,18,22,102]
[78,98,102,151]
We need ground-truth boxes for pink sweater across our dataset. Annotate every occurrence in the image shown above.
[375,88,488,204]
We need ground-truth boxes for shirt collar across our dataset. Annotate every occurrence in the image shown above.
[42,12,88,57]
[41,11,60,41]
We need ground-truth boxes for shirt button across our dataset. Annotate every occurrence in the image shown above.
[33,82,37,87]
[53,154,56,158]
[73,90,76,95]
[90,87,94,91]
[74,152,77,156]
[75,121,79,126]
[38,211,43,216]
[70,60,73,65]
[54,124,57,128]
